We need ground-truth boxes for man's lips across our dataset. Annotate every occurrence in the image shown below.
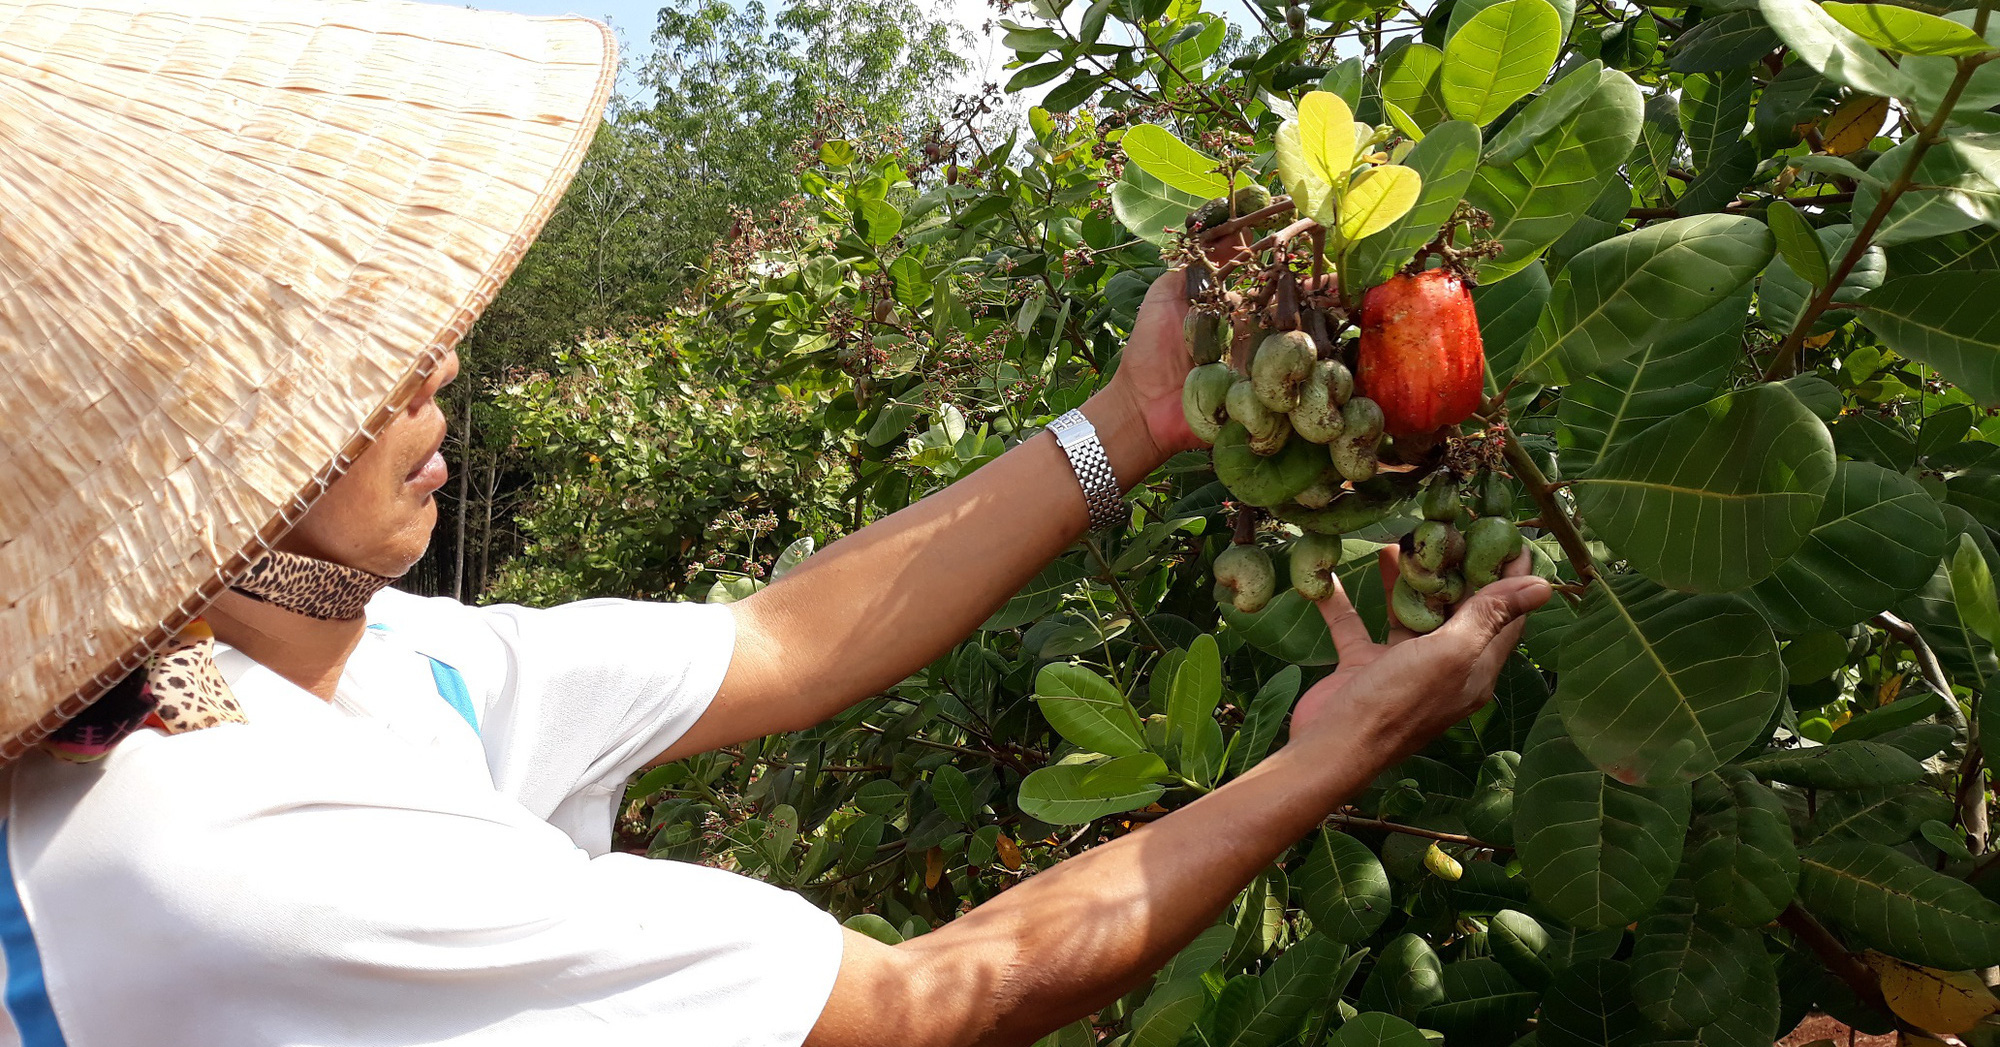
[404,425,448,489]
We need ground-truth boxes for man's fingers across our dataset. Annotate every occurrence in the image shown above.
[1315,568,1377,657]
[1438,575,1553,647]
[1377,546,1417,644]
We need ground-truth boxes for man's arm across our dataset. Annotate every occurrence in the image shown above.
[654,272,1202,763]
[804,566,1553,1047]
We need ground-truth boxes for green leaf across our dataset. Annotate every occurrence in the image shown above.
[1652,951,1782,1047]
[932,764,980,825]
[1681,70,1755,172]
[1220,590,1339,665]
[1229,666,1302,776]
[1575,384,1837,593]
[1854,137,2000,246]
[1337,165,1422,241]
[1035,663,1147,757]
[1555,288,1748,469]
[1758,0,1916,98]
[1468,66,1643,282]
[1686,768,1800,926]
[1830,693,1947,744]
[1745,461,1948,633]
[1899,553,2000,687]
[1952,532,2000,647]
[1169,634,1224,750]
[1128,976,1209,1047]
[1859,272,2000,407]
[1809,785,1957,845]
[1736,739,1926,788]
[1671,11,1783,74]
[1420,959,1539,1042]
[1225,935,1349,1047]
[1627,93,1684,202]
[1111,164,1208,246]
[1358,932,1445,1019]
[1517,213,1775,386]
[1630,879,1766,1031]
[1922,819,1977,860]
[1381,42,1449,132]
[1759,224,1887,336]
[1295,828,1395,943]
[1482,60,1602,166]
[1346,122,1482,288]
[1539,960,1646,1047]
[1556,576,1782,786]
[1516,712,1693,929]
[1121,123,1232,199]
[844,912,904,945]
[1440,0,1563,124]
[1017,753,1171,824]
[1767,200,1829,287]
[1326,1012,1428,1047]
[1823,1,1995,55]
[1447,0,1575,42]
[984,558,1091,630]
[1489,909,1555,988]
[1798,839,2000,969]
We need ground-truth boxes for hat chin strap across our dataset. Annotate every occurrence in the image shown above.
[228,550,397,622]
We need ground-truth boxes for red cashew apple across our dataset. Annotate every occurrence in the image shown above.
[1357,268,1486,437]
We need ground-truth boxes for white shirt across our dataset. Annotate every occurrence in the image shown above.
[0,589,845,1047]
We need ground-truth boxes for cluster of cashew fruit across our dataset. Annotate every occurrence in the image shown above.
[1389,471,1525,632]
[1182,210,1516,633]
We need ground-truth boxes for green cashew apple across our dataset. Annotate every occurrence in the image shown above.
[1251,331,1316,413]
[1212,422,1325,507]
[1419,474,1459,522]
[1476,472,1514,517]
[1214,543,1278,613]
[1184,306,1226,365]
[1401,556,1448,595]
[1289,533,1343,601]
[1463,515,1524,587]
[1391,576,1449,633]
[1434,569,1466,604]
[1330,435,1378,482]
[1181,363,1234,444]
[1294,475,1339,510]
[1226,379,1288,452]
[1187,196,1233,232]
[1234,183,1272,216]
[1272,482,1404,534]
[1409,520,1465,573]
[1289,360,1353,443]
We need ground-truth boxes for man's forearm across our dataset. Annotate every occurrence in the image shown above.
[688,385,1173,751]
[810,727,1385,1047]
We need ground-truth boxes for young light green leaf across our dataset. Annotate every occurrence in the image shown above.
[1950,532,2000,648]
[1767,200,1829,287]
[1337,165,1422,241]
[1823,1,1995,56]
[1298,90,1359,190]
[1758,0,1916,98]
[1275,120,1332,223]
[1441,0,1563,124]
[1035,663,1147,757]
[1120,123,1231,199]
[1346,122,1480,288]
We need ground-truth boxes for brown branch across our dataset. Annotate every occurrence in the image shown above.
[1501,427,1598,582]
[1328,810,1513,852]
[1779,903,1892,1018]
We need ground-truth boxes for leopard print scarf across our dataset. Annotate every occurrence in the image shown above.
[229,550,395,621]
[42,552,392,761]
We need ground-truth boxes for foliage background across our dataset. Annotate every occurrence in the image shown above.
[416,0,2000,1040]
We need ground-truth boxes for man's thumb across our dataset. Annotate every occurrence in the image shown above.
[1439,576,1553,642]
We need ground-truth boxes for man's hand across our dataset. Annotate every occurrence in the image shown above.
[1103,270,1202,459]
[1292,546,1552,760]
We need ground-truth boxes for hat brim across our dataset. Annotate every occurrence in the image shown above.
[0,0,617,759]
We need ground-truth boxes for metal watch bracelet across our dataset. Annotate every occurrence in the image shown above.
[1046,409,1125,533]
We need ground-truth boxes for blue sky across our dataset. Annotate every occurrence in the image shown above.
[480,1,663,93]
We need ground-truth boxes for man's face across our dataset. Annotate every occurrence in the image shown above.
[276,350,460,577]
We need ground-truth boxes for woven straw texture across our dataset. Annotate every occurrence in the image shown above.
[0,0,615,761]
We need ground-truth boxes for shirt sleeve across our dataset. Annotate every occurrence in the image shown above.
[12,725,845,1047]
[372,590,737,844]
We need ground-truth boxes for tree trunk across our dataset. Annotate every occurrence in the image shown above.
[452,392,472,602]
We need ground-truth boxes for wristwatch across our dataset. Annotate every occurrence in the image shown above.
[1047,409,1126,533]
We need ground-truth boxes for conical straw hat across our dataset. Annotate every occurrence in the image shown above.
[0,0,615,760]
